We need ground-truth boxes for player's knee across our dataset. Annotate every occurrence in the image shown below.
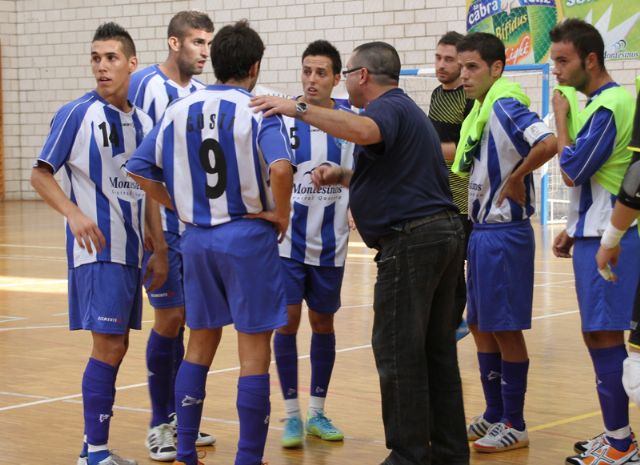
[153,306,185,337]
[308,310,334,333]
[91,334,127,366]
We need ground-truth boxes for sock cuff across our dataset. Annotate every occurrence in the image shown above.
[501,359,530,382]
[274,332,297,348]
[606,425,632,440]
[149,328,178,346]
[311,332,336,348]
[238,374,270,392]
[590,344,628,375]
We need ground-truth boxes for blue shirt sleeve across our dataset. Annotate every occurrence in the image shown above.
[560,107,616,186]
[125,121,164,182]
[257,114,295,168]
[493,98,553,157]
[37,102,84,173]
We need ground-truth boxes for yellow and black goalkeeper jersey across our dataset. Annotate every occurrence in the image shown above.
[428,85,474,214]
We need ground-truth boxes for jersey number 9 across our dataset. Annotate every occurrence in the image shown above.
[199,138,227,199]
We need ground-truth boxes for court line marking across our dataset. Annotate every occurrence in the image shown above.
[0,315,26,323]
[0,309,579,413]
[0,243,65,250]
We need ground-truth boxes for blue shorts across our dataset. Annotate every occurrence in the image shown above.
[281,257,345,313]
[466,221,534,332]
[68,262,143,334]
[142,231,184,309]
[573,228,640,332]
[181,219,288,333]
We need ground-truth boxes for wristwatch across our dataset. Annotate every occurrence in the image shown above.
[295,101,308,116]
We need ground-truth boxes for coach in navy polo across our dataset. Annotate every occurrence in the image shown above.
[252,41,468,465]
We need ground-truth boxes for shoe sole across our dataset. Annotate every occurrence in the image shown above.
[307,430,344,441]
[195,436,216,447]
[473,438,529,453]
[282,439,303,449]
[148,452,177,462]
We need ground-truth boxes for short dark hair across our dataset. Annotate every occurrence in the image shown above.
[457,32,505,73]
[167,10,214,40]
[93,22,136,58]
[438,31,465,47]
[352,41,400,85]
[302,40,342,75]
[549,18,605,70]
[211,20,265,83]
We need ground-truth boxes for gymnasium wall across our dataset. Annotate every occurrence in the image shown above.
[0,0,638,200]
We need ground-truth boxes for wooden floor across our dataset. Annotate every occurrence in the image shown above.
[0,200,637,465]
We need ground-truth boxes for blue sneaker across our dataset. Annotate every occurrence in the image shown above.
[306,413,344,441]
[456,318,470,341]
[281,416,304,448]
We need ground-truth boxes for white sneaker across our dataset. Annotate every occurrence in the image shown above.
[573,432,606,454]
[76,457,88,465]
[145,423,177,461]
[473,422,529,452]
[97,453,138,465]
[168,412,216,447]
[467,415,494,441]
[566,436,640,465]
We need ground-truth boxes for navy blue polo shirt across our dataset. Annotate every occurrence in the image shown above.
[350,88,456,248]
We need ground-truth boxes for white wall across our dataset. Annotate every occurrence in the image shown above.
[1,0,638,199]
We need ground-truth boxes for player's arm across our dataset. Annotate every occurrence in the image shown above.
[142,197,168,292]
[558,108,616,188]
[497,134,557,207]
[441,142,456,162]
[250,95,382,145]
[552,90,574,186]
[130,175,173,210]
[30,162,106,254]
[269,160,294,241]
[311,164,353,188]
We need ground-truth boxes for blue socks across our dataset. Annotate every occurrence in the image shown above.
[235,374,270,465]
[477,352,503,423]
[274,332,298,400]
[171,326,186,415]
[590,345,632,451]
[82,358,117,465]
[175,361,208,465]
[147,329,175,426]
[310,332,336,400]
[501,359,529,431]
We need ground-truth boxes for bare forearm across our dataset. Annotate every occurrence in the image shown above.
[611,202,640,231]
[30,166,81,218]
[130,174,173,210]
[511,135,558,180]
[144,197,167,252]
[269,160,293,217]
[300,106,382,146]
[441,142,456,162]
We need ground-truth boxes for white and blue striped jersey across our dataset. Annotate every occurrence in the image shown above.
[129,64,205,234]
[560,87,620,238]
[37,90,153,268]
[126,84,294,227]
[468,98,552,224]
[279,99,354,267]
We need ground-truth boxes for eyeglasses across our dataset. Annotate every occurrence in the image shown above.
[341,66,364,77]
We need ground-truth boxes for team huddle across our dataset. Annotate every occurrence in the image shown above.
[29,8,640,465]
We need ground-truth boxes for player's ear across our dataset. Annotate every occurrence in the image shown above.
[128,55,138,73]
[333,72,340,87]
[168,36,180,52]
[249,61,261,79]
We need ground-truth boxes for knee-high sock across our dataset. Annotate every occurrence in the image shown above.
[83,358,117,465]
[274,332,299,417]
[590,345,632,451]
[170,326,186,415]
[235,374,270,465]
[309,332,336,416]
[147,329,175,427]
[174,361,208,465]
[501,359,529,431]
[477,352,503,423]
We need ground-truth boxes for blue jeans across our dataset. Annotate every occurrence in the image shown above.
[373,211,469,465]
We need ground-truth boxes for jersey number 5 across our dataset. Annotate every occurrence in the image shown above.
[199,138,227,199]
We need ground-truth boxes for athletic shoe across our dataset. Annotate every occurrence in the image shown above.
[77,457,88,465]
[306,413,344,441]
[566,436,640,465]
[168,413,216,447]
[146,423,177,461]
[574,432,637,455]
[473,422,529,452]
[574,432,606,454]
[456,319,470,341]
[281,416,304,448]
[467,415,494,441]
[96,453,138,465]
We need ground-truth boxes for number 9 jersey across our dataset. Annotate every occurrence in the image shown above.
[126,84,295,227]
